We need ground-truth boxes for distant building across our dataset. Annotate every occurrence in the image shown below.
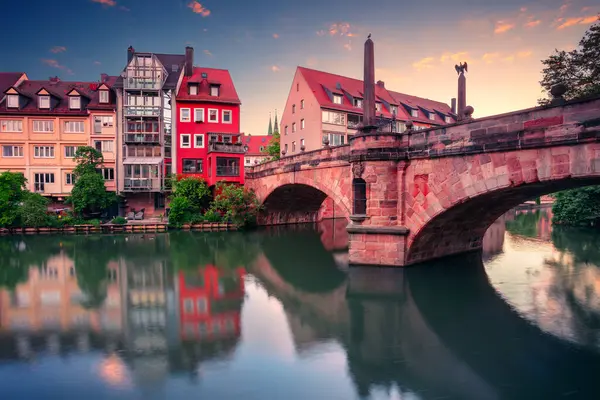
[242,134,271,166]
[280,66,456,154]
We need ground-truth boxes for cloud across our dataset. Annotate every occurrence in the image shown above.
[343,42,352,51]
[557,14,598,29]
[41,58,73,75]
[559,3,570,14]
[412,57,435,71]
[187,1,211,17]
[94,61,102,65]
[271,65,281,72]
[481,50,531,64]
[524,19,541,28]
[272,33,279,39]
[494,20,515,33]
[119,5,130,11]
[318,22,356,37]
[520,7,527,13]
[517,50,532,58]
[482,52,500,63]
[203,49,213,57]
[91,0,116,6]
[50,46,66,54]
[316,30,326,36]
[440,51,470,63]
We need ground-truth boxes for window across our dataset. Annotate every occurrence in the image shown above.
[354,98,363,108]
[292,104,296,114]
[411,109,418,118]
[6,94,18,108]
[296,83,299,91]
[292,141,296,152]
[209,134,218,143]
[182,159,203,173]
[222,110,232,124]
[98,168,114,180]
[301,119,305,130]
[63,121,85,133]
[39,95,50,109]
[391,105,398,115]
[180,108,191,122]
[1,120,23,132]
[216,157,240,176]
[210,85,219,96]
[292,122,296,133]
[69,96,81,109]
[301,139,305,147]
[333,94,343,104]
[429,112,436,121]
[284,125,288,135]
[300,99,305,109]
[99,90,109,103]
[180,134,191,148]
[189,85,198,95]
[321,110,345,125]
[183,299,194,313]
[34,146,55,158]
[284,143,288,153]
[64,146,80,158]
[353,178,367,215]
[324,133,345,146]
[93,116,113,133]
[197,298,208,313]
[34,173,54,192]
[375,103,382,112]
[93,140,113,153]
[33,120,54,132]
[2,145,23,157]
[208,109,218,123]
[65,173,75,185]
[259,146,264,152]
[445,116,452,123]
[194,134,204,148]
[223,135,232,143]
[194,108,204,122]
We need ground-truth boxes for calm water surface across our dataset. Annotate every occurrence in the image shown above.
[1,207,600,399]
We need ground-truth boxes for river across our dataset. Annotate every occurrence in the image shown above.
[0,207,599,399]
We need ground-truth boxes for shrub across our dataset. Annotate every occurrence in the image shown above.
[209,183,262,228]
[169,197,193,227]
[0,171,27,227]
[171,177,211,213]
[111,216,127,225]
[20,193,50,227]
[203,209,224,222]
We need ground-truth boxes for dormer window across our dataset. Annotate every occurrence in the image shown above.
[375,103,381,112]
[70,96,81,110]
[411,109,418,118]
[429,112,436,121]
[333,94,343,104]
[99,90,109,103]
[210,85,219,97]
[6,94,18,108]
[38,95,50,109]
[354,98,363,108]
[445,116,452,123]
[391,105,398,115]
[189,84,198,95]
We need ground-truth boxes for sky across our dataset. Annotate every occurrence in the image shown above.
[0,0,598,135]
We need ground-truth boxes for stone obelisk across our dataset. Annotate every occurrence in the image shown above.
[457,69,466,120]
[362,35,377,132]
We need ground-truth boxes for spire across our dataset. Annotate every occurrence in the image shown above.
[273,109,279,134]
[268,112,273,135]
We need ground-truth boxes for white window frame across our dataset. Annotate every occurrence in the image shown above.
[333,94,343,104]
[300,119,305,130]
[189,85,198,95]
[63,121,85,133]
[99,168,114,181]
[429,113,436,121]
[65,173,75,185]
[64,146,79,158]
[69,96,81,110]
[39,95,50,109]
[34,146,55,158]
[180,108,191,122]
[210,85,219,96]
[194,108,204,122]
[445,116,452,123]
[2,145,23,158]
[411,109,418,118]
[99,90,109,103]
[33,120,54,133]
[354,98,363,108]
[94,140,113,153]
[1,120,23,132]
[208,109,218,123]
[222,110,232,124]
[301,139,305,147]
[193,134,204,148]
[375,103,382,112]
[181,134,191,148]
[391,105,398,115]
[6,95,18,108]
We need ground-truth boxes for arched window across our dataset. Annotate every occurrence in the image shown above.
[353,178,367,215]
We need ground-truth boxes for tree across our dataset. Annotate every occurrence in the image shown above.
[265,131,281,160]
[68,146,116,215]
[0,171,27,227]
[539,15,600,104]
[20,192,50,227]
[210,182,262,228]
[171,177,211,212]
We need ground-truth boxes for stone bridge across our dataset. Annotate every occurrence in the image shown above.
[246,95,600,267]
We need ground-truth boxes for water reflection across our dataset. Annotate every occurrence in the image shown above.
[0,214,599,399]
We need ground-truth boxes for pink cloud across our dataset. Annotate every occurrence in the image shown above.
[271,65,281,72]
[557,14,598,29]
[188,1,211,17]
[50,46,66,53]
[272,33,279,39]
[91,0,116,6]
[41,59,73,75]
[94,61,102,65]
[343,42,352,51]
[525,19,541,28]
[203,49,213,57]
[494,20,515,33]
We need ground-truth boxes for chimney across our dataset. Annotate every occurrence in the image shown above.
[376,80,385,88]
[100,73,109,83]
[49,76,60,84]
[127,46,135,63]
[185,46,194,77]
[451,98,457,114]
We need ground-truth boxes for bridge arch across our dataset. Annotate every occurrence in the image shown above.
[405,145,600,264]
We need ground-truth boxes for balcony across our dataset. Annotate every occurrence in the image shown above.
[216,166,240,177]
[125,133,160,144]
[124,78,162,90]
[124,106,161,117]
[124,178,161,191]
[208,142,245,154]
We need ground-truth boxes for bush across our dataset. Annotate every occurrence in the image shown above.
[203,209,224,222]
[20,193,50,227]
[0,171,27,227]
[169,197,193,227]
[552,186,600,227]
[171,177,211,212]
[111,216,127,225]
[209,183,262,228]
[87,219,101,227]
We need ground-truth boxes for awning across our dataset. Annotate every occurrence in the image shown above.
[123,157,163,165]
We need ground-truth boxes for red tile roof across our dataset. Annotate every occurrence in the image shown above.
[388,90,455,125]
[0,72,25,98]
[0,75,117,115]
[177,67,241,104]
[242,134,270,156]
[298,66,455,124]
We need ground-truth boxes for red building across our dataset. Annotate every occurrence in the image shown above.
[177,266,245,340]
[175,67,245,186]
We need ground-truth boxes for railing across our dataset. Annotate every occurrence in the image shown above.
[124,178,161,191]
[124,79,162,90]
[209,142,246,154]
[347,120,361,129]
[124,106,161,117]
[125,133,160,144]
[216,166,240,177]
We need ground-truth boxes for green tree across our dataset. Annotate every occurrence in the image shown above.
[552,187,600,227]
[68,146,116,215]
[171,177,211,212]
[0,171,27,227]
[20,192,50,227]
[265,131,280,161]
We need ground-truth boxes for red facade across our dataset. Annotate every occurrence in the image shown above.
[175,67,245,186]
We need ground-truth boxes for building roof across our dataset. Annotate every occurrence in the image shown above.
[177,67,241,104]
[242,134,270,156]
[113,52,186,90]
[0,75,117,115]
[297,66,455,124]
[388,90,454,125]
[0,72,25,97]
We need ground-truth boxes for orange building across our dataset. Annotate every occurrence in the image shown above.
[0,74,118,197]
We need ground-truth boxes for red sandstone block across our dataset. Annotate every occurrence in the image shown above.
[524,116,563,129]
